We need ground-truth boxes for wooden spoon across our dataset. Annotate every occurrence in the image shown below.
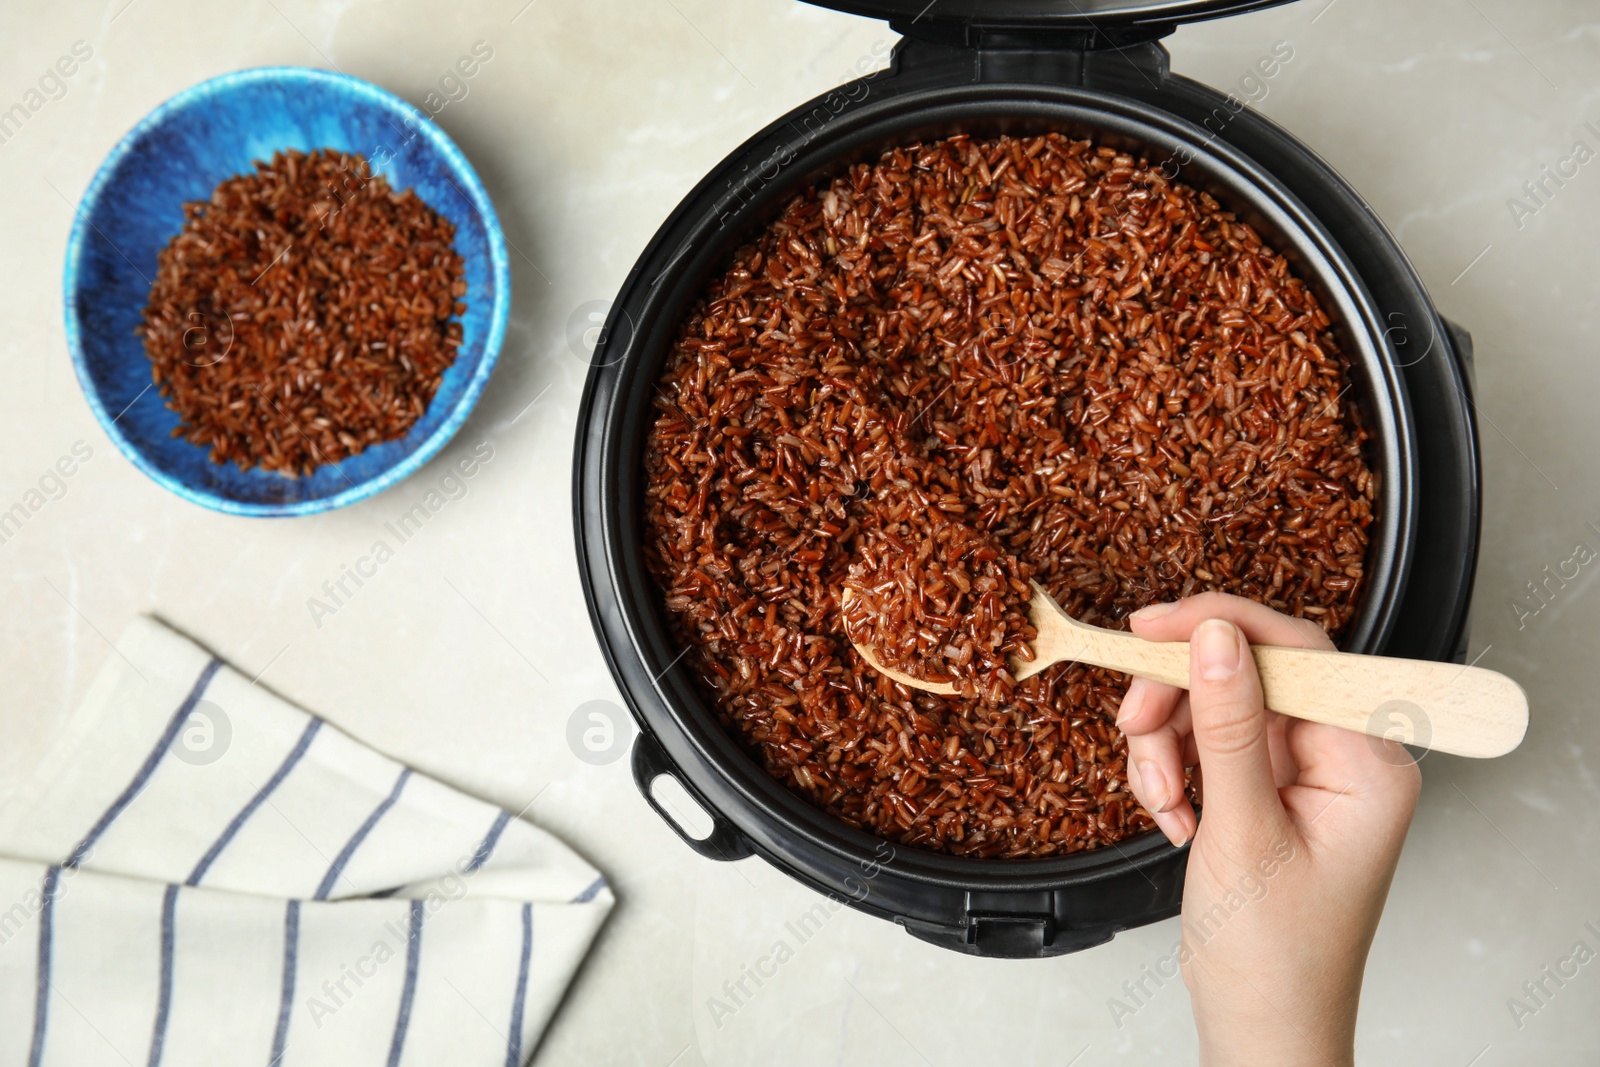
[844,581,1527,759]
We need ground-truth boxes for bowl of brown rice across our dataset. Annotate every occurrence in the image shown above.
[65,67,511,515]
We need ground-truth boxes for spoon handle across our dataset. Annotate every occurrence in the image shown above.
[1078,629,1528,759]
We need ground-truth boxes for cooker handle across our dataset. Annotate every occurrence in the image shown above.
[631,732,756,863]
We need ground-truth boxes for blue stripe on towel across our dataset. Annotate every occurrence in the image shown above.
[570,877,607,904]
[385,899,425,1067]
[373,804,518,898]
[465,810,513,874]
[146,884,179,1067]
[66,658,223,869]
[269,900,301,1066]
[187,718,323,886]
[25,865,61,1067]
[505,902,533,1067]
[315,768,412,901]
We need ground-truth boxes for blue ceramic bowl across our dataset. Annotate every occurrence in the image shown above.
[64,67,511,516]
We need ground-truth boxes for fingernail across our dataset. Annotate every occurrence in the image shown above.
[1115,678,1144,727]
[1137,759,1170,812]
[1196,619,1241,681]
[1132,601,1177,621]
[1152,807,1190,848]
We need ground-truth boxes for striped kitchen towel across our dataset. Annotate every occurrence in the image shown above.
[0,617,612,1066]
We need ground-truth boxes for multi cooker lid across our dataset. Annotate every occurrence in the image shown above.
[803,0,1296,38]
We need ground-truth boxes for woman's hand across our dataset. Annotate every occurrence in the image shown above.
[1116,593,1421,1067]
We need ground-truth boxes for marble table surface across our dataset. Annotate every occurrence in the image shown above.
[2,0,1597,1063]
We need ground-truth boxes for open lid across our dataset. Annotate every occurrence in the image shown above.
[804,0,1297,38]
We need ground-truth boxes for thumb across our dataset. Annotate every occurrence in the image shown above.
[1189,618,1287,841]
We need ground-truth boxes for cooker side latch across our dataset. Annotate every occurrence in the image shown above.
[1442,317,1476,392]
[901,891,1115,957]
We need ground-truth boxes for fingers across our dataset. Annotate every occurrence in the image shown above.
[1119,677,1198,846]
[1129,758,1198,846]
[1131,591,1336,653]
[1119,593,1322,849]
[1116,675,1184,736]
[1185,618,1291,843]
[1126,709,1184,813]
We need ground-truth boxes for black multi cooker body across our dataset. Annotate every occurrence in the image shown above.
[574,0,1480,958]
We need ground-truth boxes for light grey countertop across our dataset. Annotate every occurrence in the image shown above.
[2,1,1597,1063]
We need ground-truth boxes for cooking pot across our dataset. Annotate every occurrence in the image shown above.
[573,0,1480,957]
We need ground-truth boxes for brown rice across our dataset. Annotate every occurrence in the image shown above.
[140,148,465,477]
[643,132,1374,858]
